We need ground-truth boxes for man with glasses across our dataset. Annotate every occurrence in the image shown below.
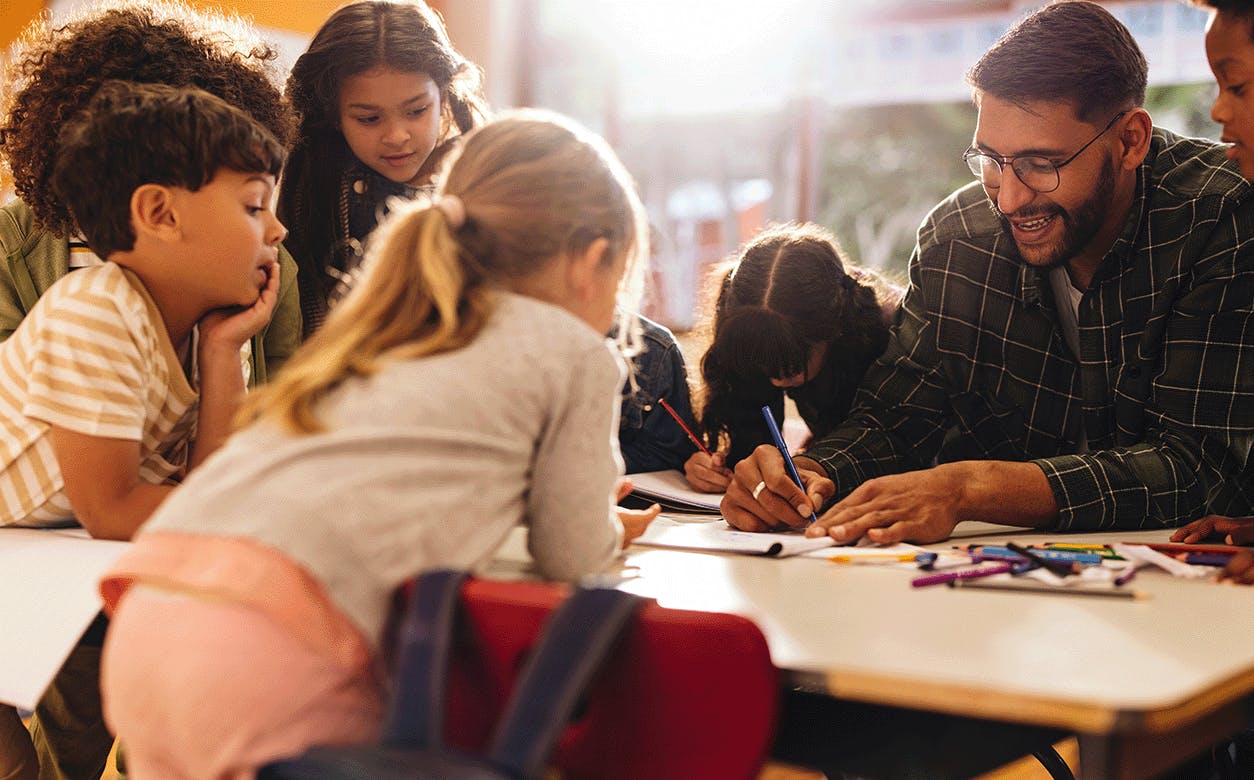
[723,0,1253,543]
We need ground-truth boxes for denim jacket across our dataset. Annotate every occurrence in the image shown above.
[619,315,697,473]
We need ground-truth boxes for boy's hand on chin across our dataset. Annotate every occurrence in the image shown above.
[199,261,280,351]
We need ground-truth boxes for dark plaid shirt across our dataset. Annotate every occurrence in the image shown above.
[807,128,1254,531]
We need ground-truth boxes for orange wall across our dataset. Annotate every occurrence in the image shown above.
[1,0,46,50]
[184,0,444,36]
[3,1,446,53]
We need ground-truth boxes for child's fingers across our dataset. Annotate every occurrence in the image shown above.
[617,503,660,547]
[684,453,731,492]
[1219,551,1254,584]
[615,478,634,502]
[1171,516,1213,542]
[1227,524,1254,545]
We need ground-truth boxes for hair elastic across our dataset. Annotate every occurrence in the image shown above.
[437,194,466,228]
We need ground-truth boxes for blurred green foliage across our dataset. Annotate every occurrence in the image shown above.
[817,82,1220,276]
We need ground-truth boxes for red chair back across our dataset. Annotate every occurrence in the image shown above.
[441,578,779,780]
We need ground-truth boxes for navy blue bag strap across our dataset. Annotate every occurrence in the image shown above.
[384,568,468,748]
[487,587,642,778]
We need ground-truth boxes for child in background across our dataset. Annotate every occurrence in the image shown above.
[0,80,285,778]
[0,0,301,384]
[279,0,489,334]
[686,223,901,492]
[618,313,698,473]
[100,110,659,777]
[1200,0,1254,180]
[1173,1,1254,590]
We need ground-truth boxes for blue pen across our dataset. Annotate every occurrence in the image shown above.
[760,406,819,524]
[965,545,1103,565]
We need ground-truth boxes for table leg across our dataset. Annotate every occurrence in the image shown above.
[1077,702,1248,780]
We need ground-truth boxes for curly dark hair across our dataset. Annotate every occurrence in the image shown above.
[697,223,896,463]
[278,0,489,333]
[52,81,285,259]
[0,0,293,237]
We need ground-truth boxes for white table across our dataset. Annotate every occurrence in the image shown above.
[490,522,1254,778]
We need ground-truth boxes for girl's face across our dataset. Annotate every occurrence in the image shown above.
[769,342,828,389]
[1206,12,1254,179]
[338,67,443,186]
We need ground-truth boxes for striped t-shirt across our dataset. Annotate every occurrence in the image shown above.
[0,262,198,527]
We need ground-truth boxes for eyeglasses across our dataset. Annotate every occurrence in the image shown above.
[962,110,1127,194]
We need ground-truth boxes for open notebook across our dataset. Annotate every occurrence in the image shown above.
[627,469,722,513]
[634,514,836,557]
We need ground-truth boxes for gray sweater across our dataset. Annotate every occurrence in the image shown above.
[141,291,625,648]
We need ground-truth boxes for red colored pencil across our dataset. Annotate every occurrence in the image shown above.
[1139,542,1243,556]
[657,397,712,457]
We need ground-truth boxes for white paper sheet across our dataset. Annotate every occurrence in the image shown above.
[0,528,129,709]
[634,514,835,557]
[627,470,723,513]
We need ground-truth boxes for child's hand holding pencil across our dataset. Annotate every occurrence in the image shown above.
[684,451,732,492]
[657,397,732,492]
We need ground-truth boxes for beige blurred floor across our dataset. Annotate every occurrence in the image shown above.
[756,738,1078,780]
[97,738,1078,779]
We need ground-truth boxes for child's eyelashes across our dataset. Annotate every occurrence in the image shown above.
[1228,83,1247,97]
[349,106,429,126]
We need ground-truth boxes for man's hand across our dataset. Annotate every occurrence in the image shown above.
[720,445,833,532]
[805,464,967,545]
[683,451,732,492]
[1170,515,1254,546]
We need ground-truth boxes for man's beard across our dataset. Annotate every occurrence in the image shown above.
[991,156,1116,269]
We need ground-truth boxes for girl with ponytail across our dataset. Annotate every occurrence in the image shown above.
[279,0,489,335]
[685,223,902,492]
[97,111,658,777]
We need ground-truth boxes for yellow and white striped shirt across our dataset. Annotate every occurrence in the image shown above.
[0,263,198,527]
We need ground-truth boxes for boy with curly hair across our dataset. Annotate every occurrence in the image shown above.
[0,4,300,778]
[0,79,287,779]
[0,0,301,382]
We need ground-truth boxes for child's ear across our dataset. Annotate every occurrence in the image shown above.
[566,237,610,301]
[129,184,180,242]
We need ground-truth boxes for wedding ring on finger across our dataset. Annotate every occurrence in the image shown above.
[752,481,767,501]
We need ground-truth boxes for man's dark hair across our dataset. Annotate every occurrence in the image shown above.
[50,80,285,259]
[1192,0,1254,40]
[966,0,1148,122]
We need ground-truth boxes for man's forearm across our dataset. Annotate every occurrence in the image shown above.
[945,460,1058,528]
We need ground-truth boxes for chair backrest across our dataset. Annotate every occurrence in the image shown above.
[443,577,779,780]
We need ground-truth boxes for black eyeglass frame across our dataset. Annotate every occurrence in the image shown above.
[962,110,1129,194]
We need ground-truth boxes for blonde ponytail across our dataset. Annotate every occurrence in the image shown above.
[243,109,649,434]
[241,201,491,433]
